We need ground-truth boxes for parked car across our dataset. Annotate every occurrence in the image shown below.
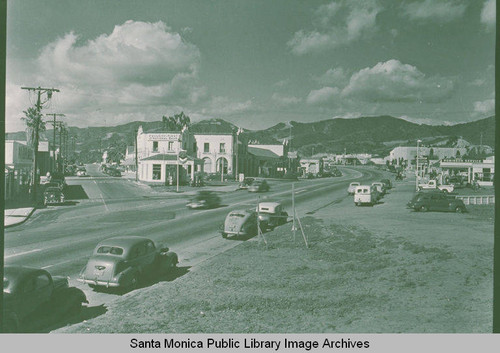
[238,177,255,190]
[47,172,66,190]
[107,168,122,177]
[3,266,87,332]
[257,201,288,230]
[221,209,258,238]
[43,187,65,205]
[381,179,392,190]
[347,182,361,195]
[78,236,178,289]
[248,180,270,192]
[371,182,386,197]
[76,168,87,177]
[186,191,221,209]
[418,179,454,193]
[354,185,379,206]
[407,192,467,213]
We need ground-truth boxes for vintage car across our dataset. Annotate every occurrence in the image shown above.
[347,182,361,195]
[248,180,270,193]
[3,266,87,332]
[186,191,221,209]
[380,179,393,190]
[371,182,386,197]
[43,187,65,205]
[257,201,288,230]
[407,192,467,213]
[78,236,178,289]
[354,185,379,206]
[221,209,258,238]
[238,177,255,190]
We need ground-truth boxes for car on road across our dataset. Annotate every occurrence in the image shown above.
[107,168,122,177]
[248,179,270,193]
[237,177,255,190]
[186,191,221,209]
[43,187,65,206]
[257,201,288,230]
[347,182,361,195]
[354,185,378,206]
[221,209,258,238]
[3,266,88,332]
[407,192,467,213]
[381,179,392,190]
[78,236,178,289]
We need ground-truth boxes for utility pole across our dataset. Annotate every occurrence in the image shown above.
[55,121,65,172]
[21,86,60,201]
[135,129,139,182]
[46,113,65,172]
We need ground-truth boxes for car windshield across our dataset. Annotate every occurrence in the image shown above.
[97,246,124,255]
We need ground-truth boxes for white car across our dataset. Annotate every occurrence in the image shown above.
[347,182,361,195]
[354,185,378,206]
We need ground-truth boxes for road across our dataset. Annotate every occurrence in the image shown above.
[4,165,387,305]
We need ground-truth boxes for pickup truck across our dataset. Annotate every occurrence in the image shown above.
[3,266,88,332]
[418,180,454,193]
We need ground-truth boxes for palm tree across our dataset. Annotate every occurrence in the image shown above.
[22,106,45,201]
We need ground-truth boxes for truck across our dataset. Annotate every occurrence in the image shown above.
[418,179,454,193]
[3,266,88,332]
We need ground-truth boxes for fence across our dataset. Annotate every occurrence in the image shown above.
[456,195,495,205]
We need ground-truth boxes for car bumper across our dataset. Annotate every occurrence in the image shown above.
[77,277,120,288]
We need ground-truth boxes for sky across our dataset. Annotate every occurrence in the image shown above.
[5,0,496,132]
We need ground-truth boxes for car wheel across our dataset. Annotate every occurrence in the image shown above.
[455,206,463,213]
[443,189,448,193]
[420,205,428,212]
[355,201,361,206]
[221,232,227,238]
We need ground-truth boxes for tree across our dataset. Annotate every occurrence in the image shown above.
[162,111,191,131]
[22,106,46,200]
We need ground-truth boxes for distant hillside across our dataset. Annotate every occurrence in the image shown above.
[5,115,494,162]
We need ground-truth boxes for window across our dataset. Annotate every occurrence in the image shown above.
[152,141,159,152]
[168,141,174,151]
[204,142,210,153]
[153,164,162,180]
[220,143,226,153]
[97,246,124,255]
[35,274,50,290]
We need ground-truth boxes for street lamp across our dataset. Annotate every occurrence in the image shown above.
[416,139,422,191]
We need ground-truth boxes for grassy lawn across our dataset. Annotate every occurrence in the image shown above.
[57,197,493,333]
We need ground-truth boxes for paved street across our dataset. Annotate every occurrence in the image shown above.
[4,166,386,301]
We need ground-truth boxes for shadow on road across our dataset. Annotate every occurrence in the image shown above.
[64,185,89,200]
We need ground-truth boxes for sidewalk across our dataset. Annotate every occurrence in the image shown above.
[4,207,36,228]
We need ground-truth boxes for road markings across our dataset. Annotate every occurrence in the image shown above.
[5,248,42,259]
[100,193,110,212]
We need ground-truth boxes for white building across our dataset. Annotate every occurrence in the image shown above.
[193,133,234,174]
[299,158,323,176]
[440,156,495,186]
[5,140,32,171]
[136,125,202,183]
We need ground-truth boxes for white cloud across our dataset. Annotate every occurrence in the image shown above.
[314,67,348,86]
[402,0,467,22]
[306,87,340,105]
[341,59,454,103]
[480,0,496,29]
[473,98,495,115]
[7,20,208,131]
[271,93,302,106]
[201,96,254,116]
[288,0,381,55]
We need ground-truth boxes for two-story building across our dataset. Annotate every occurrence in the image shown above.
[136,125,203,184]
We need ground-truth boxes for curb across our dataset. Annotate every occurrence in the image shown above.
[4,207,37,228]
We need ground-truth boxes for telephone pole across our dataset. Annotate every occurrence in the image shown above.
[46,113,65,172]
[21,86,60,201]
[55,121,66,172]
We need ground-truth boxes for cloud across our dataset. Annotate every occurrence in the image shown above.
[288,0,381,55]
[314,67,348,87]
[6,20,210,131]
[201,96,254,116]
[271,93,302,106]
[480,0,496,29]
[341,59,454,103]
[473,98,495,115]
[306,87,340,105]
[402,0,467,22]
